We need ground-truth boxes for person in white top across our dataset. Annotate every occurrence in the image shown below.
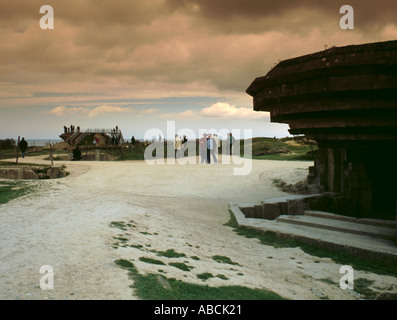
[174,134,182,159]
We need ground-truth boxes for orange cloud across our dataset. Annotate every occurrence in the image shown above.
[47,105,159,118]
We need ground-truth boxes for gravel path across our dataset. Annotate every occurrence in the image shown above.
[0,156,395,300]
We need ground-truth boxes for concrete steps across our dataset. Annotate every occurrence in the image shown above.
[304,210,396,229]
[276,210,396,241]
[229,203,397,264]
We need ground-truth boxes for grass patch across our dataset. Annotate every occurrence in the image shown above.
[240,137,317,161]
[109,221,128,231]
[354,278,378,300]
[139,257,166,265]
[153,249,187,259]
[226,210,397,278]
[115,259,284,300]
[115,259,136,270]
[114,236,128,242]
[169,262,194,272]
[318,278,336,285]
[140,231,152,235]
[130,244,143,249]
[197,272,214,281]
[0,180,37,205]
[211,255,241,266]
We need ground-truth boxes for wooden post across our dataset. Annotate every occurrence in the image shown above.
[49,144,54,166]
[16,136,20,163]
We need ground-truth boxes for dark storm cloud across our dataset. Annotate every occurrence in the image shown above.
[0,0,396,98]
[165,0,397,32]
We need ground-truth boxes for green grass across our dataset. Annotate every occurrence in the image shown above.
[0,180,36,205]
[239,137,317,161]
[211,255,241,266]
[197,272,214,281]
[115,259,285,300]
[354,278,378,300]
[169,262,194,272]
[115,143,147,161]
[152,249,187,258]
[139,257,166,265]
[109,221,128,230]
[226,210,397,278]
[1,136,316,163]
[190,256,200,261]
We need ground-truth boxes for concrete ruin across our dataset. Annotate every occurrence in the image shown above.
[60,127,125,147]
[0,165,68,180]
[246,40,397,220]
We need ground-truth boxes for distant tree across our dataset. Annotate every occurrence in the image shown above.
[0,139,16,149]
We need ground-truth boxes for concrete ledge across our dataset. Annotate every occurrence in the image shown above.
[304,210,357,222]
[305,210,396,229]
[239,193,333,221]
[228,203,397,264]
[276,215,396,241]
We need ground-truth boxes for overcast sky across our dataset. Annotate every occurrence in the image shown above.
[1,0,396,140]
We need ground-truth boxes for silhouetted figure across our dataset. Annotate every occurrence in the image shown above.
[206,134,217,164]
[228,133,235,156]
[131,136,136,145]
[182,135,188,157]
[73,145,82,161]
[19,138,28,158]
[199,133,207,163]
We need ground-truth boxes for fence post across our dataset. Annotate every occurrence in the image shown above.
[16,136,20,163]
[49,144,54,166]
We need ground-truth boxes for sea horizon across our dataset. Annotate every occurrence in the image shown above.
[25,139,63,147]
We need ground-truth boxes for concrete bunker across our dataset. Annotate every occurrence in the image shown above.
[246,40,397,221]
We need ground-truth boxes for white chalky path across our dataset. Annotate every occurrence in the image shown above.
[1,156,396,300]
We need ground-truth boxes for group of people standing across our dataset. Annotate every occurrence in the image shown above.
[199,133,235,164]
[173,133,235,164]
[64,125,80,134]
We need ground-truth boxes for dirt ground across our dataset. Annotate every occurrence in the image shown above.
[0,155,396,300]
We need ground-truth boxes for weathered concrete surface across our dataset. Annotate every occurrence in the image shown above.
[0,165,67,180]
[46,166,68,179]
[0,167,38,180]
[230,204,397,264]
[239,193,335,220]
[246,40,397,218]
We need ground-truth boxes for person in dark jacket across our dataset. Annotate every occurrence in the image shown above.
[19,138,28,158]
[73,145,82,161]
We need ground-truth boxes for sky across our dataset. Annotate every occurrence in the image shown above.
[1,0,397,140]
